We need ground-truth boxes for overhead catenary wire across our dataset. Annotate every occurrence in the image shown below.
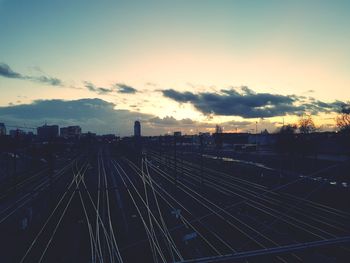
[37,162,89,263]
[113,160,168,263]
[20,160,87,263]
[120,158,224,257]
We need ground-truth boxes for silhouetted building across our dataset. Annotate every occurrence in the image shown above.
[214,125,223,148]
[192,133,213,145]
[220,133,249,145]
[174,131,182,137]
[81,132,96,138]
[134,121,141,137]
[248,133,276,147]
[9,129,26,138]
[215,124,223,134]
[0,123,6,136]
[101,134,117,143]
[37,124,59,140]
[60,126,82,139]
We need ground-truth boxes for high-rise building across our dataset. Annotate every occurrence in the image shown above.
[134,121,141,137]
[60,126,82,138]
[0,123,6,136]
[215,124,223,134]
[37,124,59,140]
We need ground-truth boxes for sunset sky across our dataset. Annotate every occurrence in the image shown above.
[1,0,349,135]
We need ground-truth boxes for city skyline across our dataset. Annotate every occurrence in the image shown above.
[0,2,349,261]
[1,0,350,135]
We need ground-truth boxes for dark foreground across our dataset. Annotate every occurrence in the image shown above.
[0,142,349,263]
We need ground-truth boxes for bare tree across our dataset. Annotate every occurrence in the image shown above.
[336,103,350,133]
[298,115,316,134]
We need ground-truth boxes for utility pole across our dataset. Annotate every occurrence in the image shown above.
[48,137,54,210]
[159,136,163,169]
[173,134,177,187]
[200,134,204,192]
[166,136,170,168]
[255,121,258,152]
[180,136,184,182]
[13,129,19,204]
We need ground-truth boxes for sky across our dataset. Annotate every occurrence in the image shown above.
[0,0,349,135]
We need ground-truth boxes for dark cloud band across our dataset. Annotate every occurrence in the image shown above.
[0,62,63,86]
[162,87,345,118]
[83,82,138,95]
[0,98,150,135]
[114,83,138,94]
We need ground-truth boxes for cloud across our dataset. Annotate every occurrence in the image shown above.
[83,81,113,95]
[114,83,138,94]
[340,102,350,114]
[148,116,195,126]
[83,82,137,95]
[162,89,198,102]
[145,116,206,134]
[0,63,23,78]
[0,62,63,86]
[34,75,62,86]
[0,98,284,135]
[145,116,259,134]
[0,98,151,135]
[162,87,345,118]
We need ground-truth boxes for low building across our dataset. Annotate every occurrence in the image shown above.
[60,126,82,139]
[9,129,26,138]
[0,123,6,136]
[248,133,277,146]
[174,131,182,137]
[37,124,59,140]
